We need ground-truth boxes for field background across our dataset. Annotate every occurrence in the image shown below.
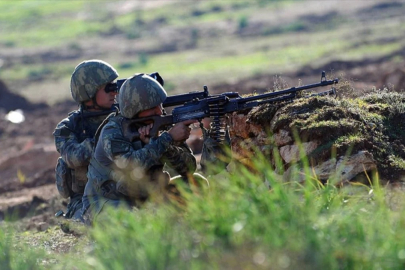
[1,0,405,269]
[1,0,404,105]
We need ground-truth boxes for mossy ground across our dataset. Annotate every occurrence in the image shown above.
[249,88,405,181]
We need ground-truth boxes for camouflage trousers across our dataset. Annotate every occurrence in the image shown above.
[82,173,209,225]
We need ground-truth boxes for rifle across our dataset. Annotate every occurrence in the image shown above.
[123,71,339,142]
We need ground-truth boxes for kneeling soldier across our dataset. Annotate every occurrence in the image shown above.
[82,73,207,223]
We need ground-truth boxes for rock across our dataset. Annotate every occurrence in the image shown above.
[227,113,271,159]
[273,129,293,147]
[228,113,264,139]
[37,222,49,232]
[335,150,377,183]
[279,141,320,164]
[283,150,377,184]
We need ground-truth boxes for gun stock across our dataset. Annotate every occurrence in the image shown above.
[122,115,174,141]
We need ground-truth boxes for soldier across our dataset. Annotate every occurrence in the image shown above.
[53,59,119,220]
[82,73,208,223]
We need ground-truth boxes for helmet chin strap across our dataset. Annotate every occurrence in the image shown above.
[83,96,103,111]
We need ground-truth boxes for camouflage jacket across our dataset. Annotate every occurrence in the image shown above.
[83,114,196,212]
[53,109,107,196]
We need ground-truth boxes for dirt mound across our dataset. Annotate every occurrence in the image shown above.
[229,90,405,184]
[0,79,48,112]
[0,81,77,226]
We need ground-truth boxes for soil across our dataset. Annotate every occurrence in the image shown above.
[0,77,78,224]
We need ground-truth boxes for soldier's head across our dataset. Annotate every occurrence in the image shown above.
[118,73,167,119]
[70,59,119,110]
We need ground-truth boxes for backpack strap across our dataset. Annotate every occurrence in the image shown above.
[94,111,118,147]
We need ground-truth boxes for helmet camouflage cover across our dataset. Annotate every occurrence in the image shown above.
[70,59,119,103]
[118,73,167,118]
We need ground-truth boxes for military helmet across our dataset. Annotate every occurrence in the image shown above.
[118,73,167,118]
[70,59,119,103]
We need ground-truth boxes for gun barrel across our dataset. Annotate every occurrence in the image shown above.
[241,77,338,103]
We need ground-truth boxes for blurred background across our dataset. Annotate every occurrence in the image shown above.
[0,0,404,220]
[1,0,404,106]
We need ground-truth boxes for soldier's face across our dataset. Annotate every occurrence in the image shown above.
[95,84,118,109]
[138,105,164,118]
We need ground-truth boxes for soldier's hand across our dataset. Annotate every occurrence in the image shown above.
[168,119,197,142]
[138,123,153,144]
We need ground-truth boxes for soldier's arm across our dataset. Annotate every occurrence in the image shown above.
[102,121,174,171]
[161,143,197,175]
[53,118,93,168]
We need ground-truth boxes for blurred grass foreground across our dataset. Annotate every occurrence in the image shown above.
[2,153,405,270]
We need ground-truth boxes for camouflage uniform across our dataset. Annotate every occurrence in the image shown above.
[82,74,200,223]
[53,60,118,220]
[54,111,109,219]
[82,115,197,219]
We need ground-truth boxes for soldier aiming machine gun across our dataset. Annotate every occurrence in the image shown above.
[123,71,339,142]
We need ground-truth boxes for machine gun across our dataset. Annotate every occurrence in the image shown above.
[122,72,339,142]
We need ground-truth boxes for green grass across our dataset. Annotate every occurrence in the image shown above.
[0,1,87,47]
[340,43,403,61]
[0,0,292,48]
[1,17,104,48]
[113,0,295,28]
[0,62,73,81]
[1,226,46,269]
[2,153,405,269]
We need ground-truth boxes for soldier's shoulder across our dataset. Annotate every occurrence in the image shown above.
[54,110,81,135]
[67,110,82,120]
[99,114,124,134]
[106,114,125,126]
[57,110,81,124]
